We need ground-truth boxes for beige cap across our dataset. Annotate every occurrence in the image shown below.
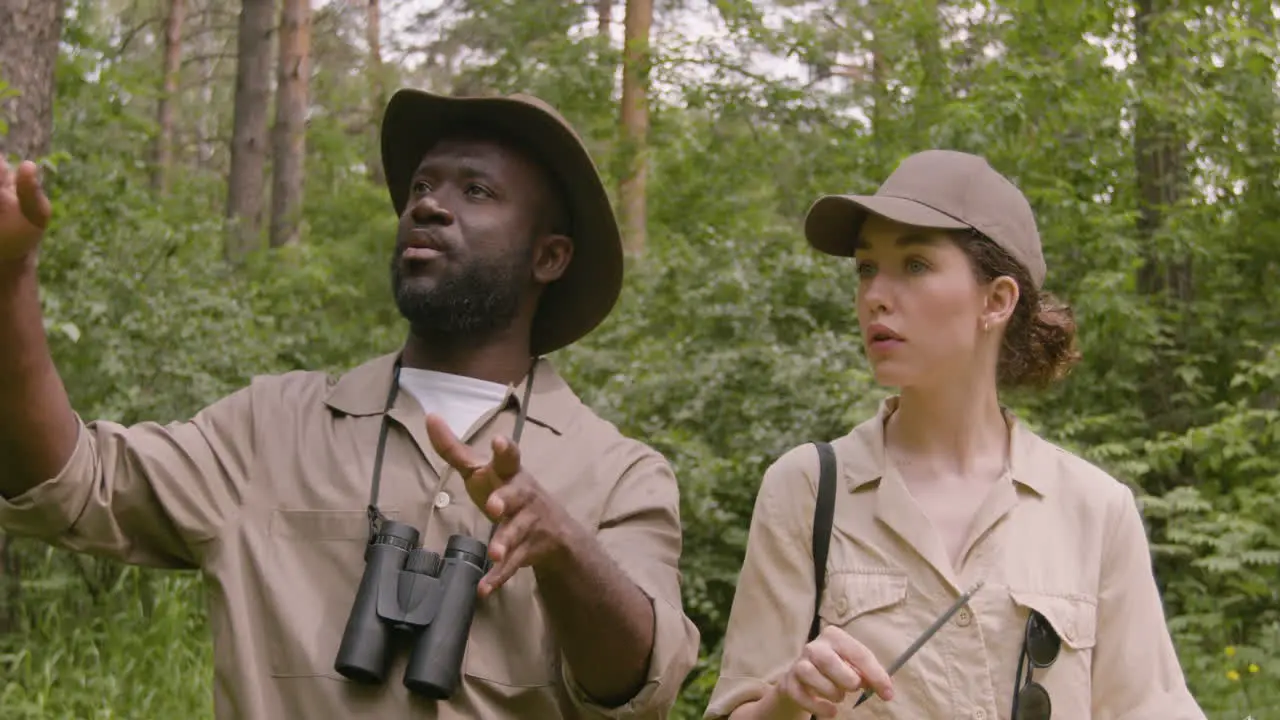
[804,149,1046,288]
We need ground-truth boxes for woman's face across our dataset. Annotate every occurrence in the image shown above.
[853,215,1005,389]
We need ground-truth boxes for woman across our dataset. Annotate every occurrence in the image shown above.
[703,150,1206,720]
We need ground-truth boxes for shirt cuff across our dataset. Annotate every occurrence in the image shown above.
[0,416,92,538]
[561,587,699,719]
[703,675,772,719]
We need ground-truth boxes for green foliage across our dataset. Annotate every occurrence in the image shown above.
[2,0,1279,718]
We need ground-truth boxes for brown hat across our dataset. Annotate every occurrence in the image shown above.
[804,149,1046,288]
[379,88,623,356]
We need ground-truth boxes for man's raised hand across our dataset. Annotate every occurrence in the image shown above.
[0,159,52,262]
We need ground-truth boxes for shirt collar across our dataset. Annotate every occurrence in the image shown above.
[322,351,580,435]
[841,396,1052,496]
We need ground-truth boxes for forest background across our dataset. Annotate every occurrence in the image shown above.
[0,0,1278,717]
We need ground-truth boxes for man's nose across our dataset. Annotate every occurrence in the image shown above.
[410,193,454,226]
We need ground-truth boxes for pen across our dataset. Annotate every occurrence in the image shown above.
[852,579,986,708]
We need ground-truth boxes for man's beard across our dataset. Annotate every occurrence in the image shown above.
[391,246,531,346]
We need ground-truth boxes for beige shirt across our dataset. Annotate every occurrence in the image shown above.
[705,398,1206,720]
[0,353,700,719]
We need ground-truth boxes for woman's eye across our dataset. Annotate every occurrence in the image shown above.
[412,180,430,194]
[466,184,493,198]
[855,260,876,277]
[906,258,928,274]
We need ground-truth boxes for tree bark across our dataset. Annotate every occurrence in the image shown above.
[910,0,945,148]
[596,0,612,37]
[152,0,187,195]
[1133,0,1190,301]
[366,0,386,185]
[0,0,63,634]
[618,0,652,256]
[0,0,65,160]
[269,0,310,248]
[226,0,276,261]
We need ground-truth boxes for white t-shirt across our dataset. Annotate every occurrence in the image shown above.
[398,367,509,439]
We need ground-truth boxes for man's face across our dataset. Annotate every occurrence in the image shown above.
[391,136,554,341]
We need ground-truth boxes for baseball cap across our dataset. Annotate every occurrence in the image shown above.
[803,149,1046,288]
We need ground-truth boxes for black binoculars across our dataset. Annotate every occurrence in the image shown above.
[334,520,488,699]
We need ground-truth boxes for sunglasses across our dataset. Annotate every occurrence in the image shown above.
[1010,610,1061,720]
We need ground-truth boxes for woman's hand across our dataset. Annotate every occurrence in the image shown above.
[777,625,894,718]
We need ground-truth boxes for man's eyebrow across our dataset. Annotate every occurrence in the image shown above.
[412,160,501,183]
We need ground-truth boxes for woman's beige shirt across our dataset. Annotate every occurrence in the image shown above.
[705,398,1206,720]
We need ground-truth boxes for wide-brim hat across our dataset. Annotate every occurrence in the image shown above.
[380,89,623,356]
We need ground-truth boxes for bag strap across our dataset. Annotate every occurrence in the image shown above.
[807,441,838,642]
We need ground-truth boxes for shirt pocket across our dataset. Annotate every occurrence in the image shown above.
[816,570,910,719]
[460,567,557,691]
[264,508,391,680]
[1008,588,1098,704]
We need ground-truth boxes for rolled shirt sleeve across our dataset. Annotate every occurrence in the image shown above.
[704,445,817,719]
[561,450,702,719]
[0,383,257,570]
[1091,483,1207,720]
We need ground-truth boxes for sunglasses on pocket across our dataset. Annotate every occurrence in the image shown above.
[1010,610,1061,720]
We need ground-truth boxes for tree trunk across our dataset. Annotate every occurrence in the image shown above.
[596,0,612,37]
[152,0,187,195]
[0,0,63,633]
[226,0,276,261]
[0,0,65,160]
[194,1,222,176]
[1133,0,1190,301]
[1243,0,1277,215]
[366,0,386,185]
[866,0,890,174]
[618,0,652,256]
[910,0,945,148]
[269,0,310,249]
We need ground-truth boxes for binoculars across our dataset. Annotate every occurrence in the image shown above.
[334,520,488,699]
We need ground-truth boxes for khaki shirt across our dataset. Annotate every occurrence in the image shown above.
[705,398,1205,720]
[0,353,700,719]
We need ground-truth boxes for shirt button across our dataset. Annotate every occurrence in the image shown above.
[973,709,986,720]
[835,596,848,615]
[433,491,451,509]
[955,608,973,627]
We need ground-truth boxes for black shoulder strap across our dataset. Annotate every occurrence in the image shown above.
[808,441,837,642]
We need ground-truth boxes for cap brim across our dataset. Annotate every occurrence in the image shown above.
[380,89,623,356]
[804,195,971,256]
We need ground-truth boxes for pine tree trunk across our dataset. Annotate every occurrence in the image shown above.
[0,0,64,633]
[269,0,310,248]
[366,0,386,185]
[618,0,652,255]
[152,0,187,195]
[226,0,276,261]
[0,0,65,160]
[597,0,612,37]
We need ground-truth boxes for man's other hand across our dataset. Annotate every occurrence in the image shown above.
[425,413,582,598]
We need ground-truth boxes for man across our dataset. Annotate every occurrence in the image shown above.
[0,89,700,719]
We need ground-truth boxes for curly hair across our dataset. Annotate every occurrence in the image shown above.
[954,231,1082,389]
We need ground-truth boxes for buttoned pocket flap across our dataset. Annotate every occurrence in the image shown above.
[819,570,909,626]
[268,508,401,540]
[1009,589,1098,650]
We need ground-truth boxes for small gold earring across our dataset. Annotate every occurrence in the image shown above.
[982,321,990,332]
